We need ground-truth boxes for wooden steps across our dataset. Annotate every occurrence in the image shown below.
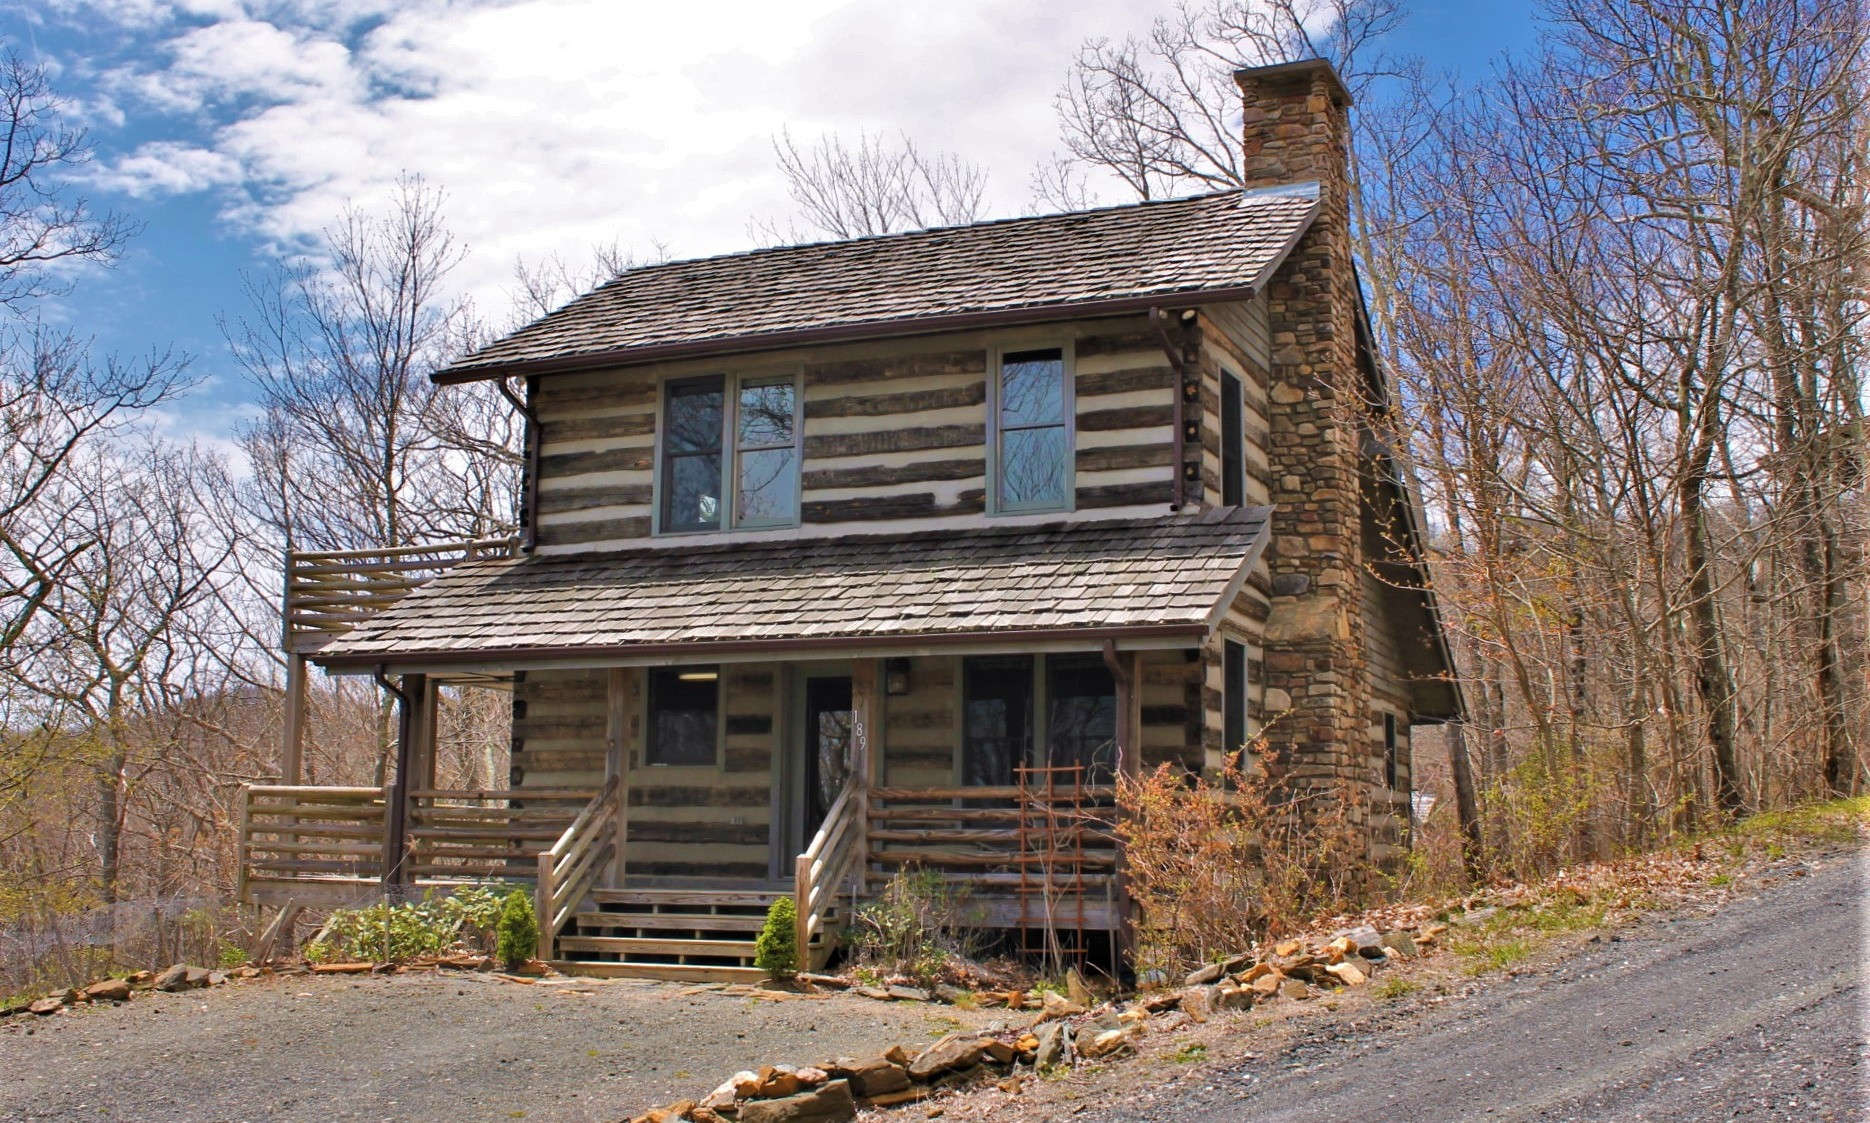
[551,885,822,983]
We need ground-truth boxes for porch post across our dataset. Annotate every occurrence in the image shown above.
[606,668,630,885]
[1105,643,1143,968]
[382,672,425,895]
[280,653,307,784]
[850,659,879,890]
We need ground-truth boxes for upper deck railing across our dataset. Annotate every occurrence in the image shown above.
[282,537,516,653]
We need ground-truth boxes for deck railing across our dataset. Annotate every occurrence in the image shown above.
[793,780,863,969]
[534,776,622,960]
[238,785,389,903]
[407,788,594,881]
[282,537,516,652]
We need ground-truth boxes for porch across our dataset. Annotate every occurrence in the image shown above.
[248,513,1267,979]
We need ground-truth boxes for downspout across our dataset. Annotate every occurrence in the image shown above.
[497,376,541,553]
[1149,307,1198,510]
[375,666,415,895]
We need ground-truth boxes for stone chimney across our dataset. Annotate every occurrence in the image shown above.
[1233,59,1376,834]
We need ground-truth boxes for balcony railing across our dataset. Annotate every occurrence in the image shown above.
[282,537,515,653]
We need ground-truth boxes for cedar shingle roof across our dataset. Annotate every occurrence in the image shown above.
[310,508,1273,665]
[439,188,1318,379]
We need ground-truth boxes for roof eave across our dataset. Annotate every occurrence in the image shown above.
[433,285,1277,385]
[311,620,1213,671]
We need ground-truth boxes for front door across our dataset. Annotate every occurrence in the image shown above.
[801,676,853,841]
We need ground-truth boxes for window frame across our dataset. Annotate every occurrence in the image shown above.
[652,370,802,536]
[1221,367,1244,507]
[644,665,722,767]
[987,344,1076,516]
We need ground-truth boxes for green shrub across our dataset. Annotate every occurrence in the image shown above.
[310,883,518,965]
[496,890,538,969]
[218,945,249,969]
[755,896,799,977]
[849,868,981,987]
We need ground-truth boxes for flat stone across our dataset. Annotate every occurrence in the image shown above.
[1324,961,1367,986]
[27,997,63,1016]
[836,1055,908,1098]
[1065,968,1092,1007]
[1078,1027,1133,1059]
[736,1079,856,1123]
[1215,985,1255,1010]
[1034,1021,1069,1068]
[933,984,970,1005]
[907,1036,988,1082]
[798,973,848,990]
[1249,971,1284,996]
[1380,931,1419,958]
[1278,978,1311,1000]
[83,979,131,1002]
[1178,986,1213,1023]
[153,964,191,992]
[1038,991,1084,1020]
[1183,963,1225,986]
[885,985,930,1003]
[1271,573,1311,596]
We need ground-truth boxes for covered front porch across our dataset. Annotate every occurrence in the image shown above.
[243,509,1270,979]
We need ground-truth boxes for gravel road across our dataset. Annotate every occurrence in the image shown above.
[1093,847,1867,1122]
[0,971,998,1122]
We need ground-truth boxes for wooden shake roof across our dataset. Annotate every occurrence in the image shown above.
[436,187,1319,381]
[309,508,1273,667]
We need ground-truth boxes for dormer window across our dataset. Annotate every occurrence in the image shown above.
[991,347,1073,513]
[657,373,799,533]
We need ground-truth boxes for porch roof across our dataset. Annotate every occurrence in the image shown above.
[307,507,1272,668]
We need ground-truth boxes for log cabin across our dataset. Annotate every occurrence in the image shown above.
[239,58,1460,981]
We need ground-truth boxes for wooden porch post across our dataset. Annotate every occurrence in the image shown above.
[382,672,425,895]
[606,668,630,885]
[1104,643,1143,968]
[280,653,307,784]
[850,659,879,891]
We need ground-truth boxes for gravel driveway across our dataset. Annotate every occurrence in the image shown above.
[0,972,1000,1122]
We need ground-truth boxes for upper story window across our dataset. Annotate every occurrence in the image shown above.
[992,347,1072,513]
[657,374,799,533]
[1221,369,1244,506]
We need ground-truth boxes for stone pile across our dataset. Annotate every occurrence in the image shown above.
[1,962,259,1019]
[626,920,1449,1122]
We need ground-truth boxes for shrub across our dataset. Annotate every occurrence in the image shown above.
[496,890,538,969]
[754,896,799,977]
[849,867,981,987]
[308,883,518,964]
[1117,745,1371,977]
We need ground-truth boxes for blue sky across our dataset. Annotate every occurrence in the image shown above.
[5,0,1540,449]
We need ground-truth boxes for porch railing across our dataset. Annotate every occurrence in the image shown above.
[408,788,594,881]
[534,776,622,960]
[794,780,863,970]
[282,537,516,652]
[237,785,389,903]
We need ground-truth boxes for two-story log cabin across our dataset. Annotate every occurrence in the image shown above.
[240,58,1459,980]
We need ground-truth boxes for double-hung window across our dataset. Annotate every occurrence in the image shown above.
[657,374,799,533]
[992,347,1072,513]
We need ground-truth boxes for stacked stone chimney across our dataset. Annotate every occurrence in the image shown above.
[1233,60,1375,827]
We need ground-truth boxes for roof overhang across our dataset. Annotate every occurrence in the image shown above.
[433,285,1270,385]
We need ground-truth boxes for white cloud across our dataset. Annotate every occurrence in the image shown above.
[67,0,1172,319]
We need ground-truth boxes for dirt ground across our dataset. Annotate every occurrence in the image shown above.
[0,970,1002,1122]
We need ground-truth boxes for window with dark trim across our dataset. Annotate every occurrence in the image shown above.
[1223,639,1247,762]
[993,348,1070,512]
[646,666,719,765]
[1383,712,1399,789]
[1045,654,1116,783]
[962,655,1032,787]
[658,374,799,533]
[1221,369,1244,506]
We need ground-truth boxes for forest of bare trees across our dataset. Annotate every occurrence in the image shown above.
[1,0,1864,992]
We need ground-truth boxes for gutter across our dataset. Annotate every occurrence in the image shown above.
[496,377,541,553]
[432,286,1265,385]
[315,621,1211,672]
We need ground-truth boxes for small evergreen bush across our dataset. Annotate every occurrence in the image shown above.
[496,890,538,969]
[754,896,799,977]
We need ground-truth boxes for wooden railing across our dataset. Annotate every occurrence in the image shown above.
[407,788,593,880]
[867,782,1121,930]
[283,537,515,652]
[238,785,389,903]
[534,776,622,960]
[794,781,863,970]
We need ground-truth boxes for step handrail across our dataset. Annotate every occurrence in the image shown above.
[535,775,622,959]
[793,779,861,968]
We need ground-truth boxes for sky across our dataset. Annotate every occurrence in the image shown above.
[4,0,1540,447]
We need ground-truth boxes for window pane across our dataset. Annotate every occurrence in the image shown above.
[662,453,722,531]
[1222,371,1244,507]
[738,381,795,448]
[999,426,1068,509]
[1000,349,1064,426]
[1224,640,1246,762]
[1046,655,1115,782]
[736,447,797,525]
[963,656,1031,788]
[664,379,724,453]
[647,667,718,765]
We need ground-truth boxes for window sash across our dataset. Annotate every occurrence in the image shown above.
[657,373,800,533]
[993,348,1071,513]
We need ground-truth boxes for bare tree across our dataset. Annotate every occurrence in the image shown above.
[752,128,989,243]
[0,50,137,313]
[507,239,670,325]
